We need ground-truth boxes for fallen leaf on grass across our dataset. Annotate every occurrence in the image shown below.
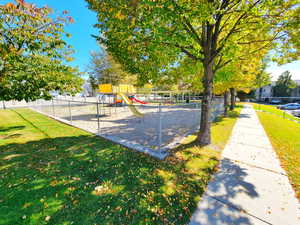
[45,215,51,221]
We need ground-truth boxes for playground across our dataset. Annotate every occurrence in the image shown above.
[31,84,224,157]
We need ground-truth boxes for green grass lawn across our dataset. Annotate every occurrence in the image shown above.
[0,107,240,225]
[256,111,300,200]
[253,103,300,122]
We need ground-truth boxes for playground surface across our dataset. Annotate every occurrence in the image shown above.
[34,101,203,154]
[190,105,300,225]
[25,94,222,159]
[2,96,224,158]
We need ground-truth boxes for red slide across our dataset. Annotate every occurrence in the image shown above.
[132,97,148,104]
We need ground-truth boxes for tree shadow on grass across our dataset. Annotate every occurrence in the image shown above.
[0,125,25,132]
[0,111,256,225]
[0,135,219,225]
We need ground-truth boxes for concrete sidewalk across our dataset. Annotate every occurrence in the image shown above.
[190,105,300,225]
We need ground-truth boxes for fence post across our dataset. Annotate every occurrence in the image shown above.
[68,101,72,124]
[158,103,162,151]
[52,99,55,116]
[96,102,100,135]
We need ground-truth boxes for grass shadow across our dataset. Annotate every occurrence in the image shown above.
[0,125,25,132]
[0,107,243,224]
[0,134,219,225]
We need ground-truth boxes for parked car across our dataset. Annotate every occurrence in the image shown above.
[278,103,300,110]
[291,110,300,117]
[270,99,282,104]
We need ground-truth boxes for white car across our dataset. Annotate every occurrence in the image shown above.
[291,110,300,117]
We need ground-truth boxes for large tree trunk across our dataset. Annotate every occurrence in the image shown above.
[224,90,228,116]
[197,61,213,145]
[230,88,235,111]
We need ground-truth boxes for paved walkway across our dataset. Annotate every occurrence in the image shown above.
[190,104,300,225]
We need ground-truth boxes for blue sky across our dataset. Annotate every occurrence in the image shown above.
[267,61,300,81]
[3,0,100,74]
[2,0,300,81]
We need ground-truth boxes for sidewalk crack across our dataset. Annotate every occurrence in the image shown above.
[208,195,273,225]
[222,157,287,176]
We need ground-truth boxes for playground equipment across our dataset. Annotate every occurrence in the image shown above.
[119,93,144,118]
[98,84,145,117]
[129,96,148,104]
[98,83,206,118]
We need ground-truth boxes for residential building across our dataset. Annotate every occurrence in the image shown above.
[255,80,300,101]
[255,81,275,100]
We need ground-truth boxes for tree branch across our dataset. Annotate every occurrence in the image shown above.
[174,44,203,61]
[170,0,203,46]
[216,0,263,55]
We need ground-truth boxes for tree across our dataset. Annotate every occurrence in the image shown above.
[87,48,137,87]
[273,71,297,97]
[213,49,270,111]
[88,74,98,96]
[0,0,83,101]
[86,0,298,145]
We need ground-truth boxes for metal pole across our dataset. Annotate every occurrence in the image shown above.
[158,103,162,151]
[102,97,105,116]
[114,94,117,114]
[109,95,112,116]
[68,101,72,124]
[52,99,55,116]
[96,102,100,135]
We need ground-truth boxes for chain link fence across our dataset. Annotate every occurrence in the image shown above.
[1,97,224,158]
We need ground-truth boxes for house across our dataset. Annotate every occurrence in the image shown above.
[255,81,275,100]
[255,80,300,101]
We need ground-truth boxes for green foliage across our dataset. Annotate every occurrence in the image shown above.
[273,71,297,97]
[254,70,271,89]
[157,59,204,92]
[85,0,295,83]
[88,74,98,96]
[253,59,271,88]
[0,107,240,224]
[86,0,298,144]
[273,2,300,64]
[0,0,83,101]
